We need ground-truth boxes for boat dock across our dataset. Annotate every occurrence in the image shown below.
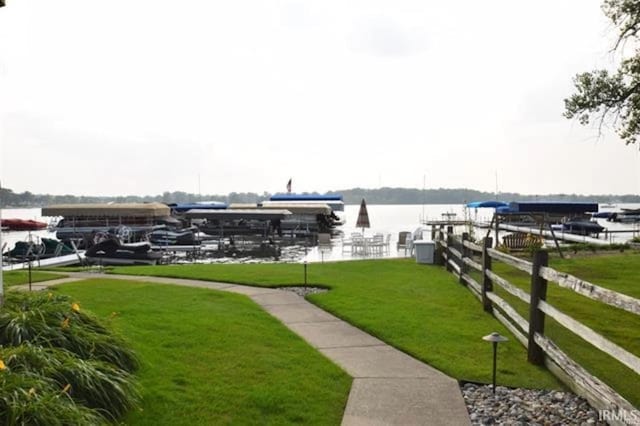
[2,252,86,271]
[497,223,609,245]
[423,219,469,226]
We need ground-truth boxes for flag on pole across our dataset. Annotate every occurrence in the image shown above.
[286,178,292,193]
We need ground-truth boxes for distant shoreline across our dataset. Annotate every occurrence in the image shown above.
[2,186,639,208]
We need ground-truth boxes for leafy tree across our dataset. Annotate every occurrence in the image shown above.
[564,0,640,144]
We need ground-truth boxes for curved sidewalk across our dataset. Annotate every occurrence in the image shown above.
[15,272,471,426]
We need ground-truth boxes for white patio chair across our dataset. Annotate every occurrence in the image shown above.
[371,233,385,255]
[351,233,365,255]
[405,233,414,256]
[383,234,391,254]
[341,234,352,253]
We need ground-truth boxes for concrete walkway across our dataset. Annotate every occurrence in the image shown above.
[15,272,471,426]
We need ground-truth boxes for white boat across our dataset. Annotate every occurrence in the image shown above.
[608,208,640,223]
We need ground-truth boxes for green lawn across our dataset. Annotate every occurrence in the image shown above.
[39,265,114,273]
[113,260,562,390]
[2,270,65,286]
[478,252,640,407]
[55,279,351,425]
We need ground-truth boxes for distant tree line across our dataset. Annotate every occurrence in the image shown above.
[0,188,269,207]
[1,186,638,208]
[330,187,640,205]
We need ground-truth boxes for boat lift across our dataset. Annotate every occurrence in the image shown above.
[486,202,603,258]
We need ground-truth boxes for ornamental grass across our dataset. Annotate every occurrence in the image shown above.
[0,292,138,372]
[0,291,139,424]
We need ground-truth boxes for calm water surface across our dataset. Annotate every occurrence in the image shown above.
[2,204,639,263]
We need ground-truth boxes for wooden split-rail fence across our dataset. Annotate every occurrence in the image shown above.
[433,226,640,425]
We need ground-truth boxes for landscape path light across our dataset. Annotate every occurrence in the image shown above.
[482,331,508,394]
[303,260,308,286]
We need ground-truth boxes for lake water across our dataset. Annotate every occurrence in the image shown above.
[2,204,639,264]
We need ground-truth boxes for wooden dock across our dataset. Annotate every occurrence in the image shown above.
[2,252,86,271]
[423,220,469,226]
[498,223,609,246]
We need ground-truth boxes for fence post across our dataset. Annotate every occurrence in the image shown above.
[445,226,453,272]
[460,232,469,283]
[482,237,493,313]
[528,250,549,365]
[437,225,445,265]
[434,226,445,265]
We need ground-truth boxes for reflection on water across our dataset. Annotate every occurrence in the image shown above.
[2,204,640,265]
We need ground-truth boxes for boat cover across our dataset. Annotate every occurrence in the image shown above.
[42,203,171,218]
[507,202,599,214]
[228,203,260,209]
[260,202,332,215]
[185,209,291,220]
[592,212,614,219]
[270,193,343,201]
[466,201,509,208]
[168,202,227,212]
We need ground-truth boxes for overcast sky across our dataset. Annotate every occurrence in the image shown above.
[1,0,639,197]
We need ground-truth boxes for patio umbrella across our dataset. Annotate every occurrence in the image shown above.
[356,198,370,234]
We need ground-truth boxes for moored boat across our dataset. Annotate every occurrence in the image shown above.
[85,235,162,265]
[186,208,291,238]
[148,226,200,245]
[0,218,47,231]
[552,220,605,236]
[607,208,640,223]
[2,237,75,261]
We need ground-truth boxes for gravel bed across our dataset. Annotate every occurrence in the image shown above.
[461,383,606,425]
[279,286,328,297]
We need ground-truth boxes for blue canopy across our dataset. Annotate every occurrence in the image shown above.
[270,193,343,202]
[168,202,227,213]
[507,202,599,214]
[496,206,518,214]
[466,201,509,209]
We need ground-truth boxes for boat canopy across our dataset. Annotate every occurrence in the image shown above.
[507,202,599,214]
[496,206,518,214]
[592,211,614,219]
[42,203,171,218]
[185,209,291,221]
[260,202,332,215]
[168,202,227,213]
[466,201,509,209]
[269,193,343,202]
[228,203,260,209]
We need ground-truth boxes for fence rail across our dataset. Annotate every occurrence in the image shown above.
[538,266,640,316]
[432,228,640,424]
